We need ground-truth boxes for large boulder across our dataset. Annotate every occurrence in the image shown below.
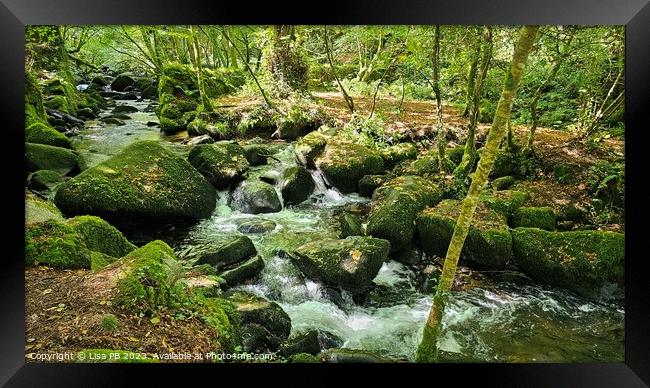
[229,180,282,214]
[25,220,91,269]
[417,200,512,269]
[110,73,135,92]
[178,235,257,269]
[54,141,217,221]
[188,142,250,189]
[315,139,384,193]
[366,176,442,252]
[380,142,417,168]
[220,256,265,287]
[480,190,528,219]
[67,215,136,258]
[26,143,78,175]
[288,236,391,294]
[294,131,329,168]
[25,122,72,149]
[27,170,67,191]
[512,228,624,299]
[281,166,315,206]
[511,207,556,231]
[25,196,64,225]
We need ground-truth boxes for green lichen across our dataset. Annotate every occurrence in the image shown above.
[25,220,91,269]
[67,215,137,257]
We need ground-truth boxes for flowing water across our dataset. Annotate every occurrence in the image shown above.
[69,99,625,362]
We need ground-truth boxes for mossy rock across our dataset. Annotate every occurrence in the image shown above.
[478,148,515,179]
[112,105,138,114]
[315,139,384,194]
[54,141,217,221]
[27,169,66,191]
[44,95,71,113]
[366,176,443,252]
[281,166,315,206]
[511,207,556,231]
[220,256,265,288]
[25,220,91,269]
[226,291,292,342]
[90,251,118,271]
[417,200,512,269]
[480,190,528,219]
[512,228,624,299]
[114,240,183,312]
[358,174,389,198]
[275,105,321,140]
[396,150,440,176]
[288,236,390,294]
[188,142,250,189]
[340,213,363,238]
[158,63,197,96]
[446,145,465,165]
[26,143,78,175]
[380,142,417,168]
[229,180,282,214]
[157,94,198,134]
[294,131,329,169]
[178,235,257,269]
[25,122,71,149]
[289,353,321,363]
[76,349,160,363]
[242,144,269,166]
[178,274,224,297]
[141,84,158,99]
[318,348,392,363]
[491,175,515,191]
[67,215,137,257]
[280,330,321,357]
[25,196,64,225]
[235,218,277,234]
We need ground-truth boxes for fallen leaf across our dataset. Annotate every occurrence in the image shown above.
[150,317,160,324]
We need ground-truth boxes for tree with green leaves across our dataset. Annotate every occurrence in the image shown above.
[416,25,539,363]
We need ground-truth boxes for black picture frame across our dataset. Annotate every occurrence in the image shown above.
[2,0,648,386]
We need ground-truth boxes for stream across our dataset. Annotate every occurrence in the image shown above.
[69,98,625,362]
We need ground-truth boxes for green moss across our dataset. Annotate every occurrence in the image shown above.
[512,228,624,299]
[25,220,91,269]
[28,169,65,191]
[25,196,64,225]
[43,95,70,113]
[188,142,250,189]
[158,63,197,97]
[67,215,136,257]
[220,256,265,287]
[229,180,282,214]
[294,130,329,168]
[90,250,117,270]
[395,150,441,177]
[76,349,159,363]
[358,175,388,197]
[289,353,321,363]
[491,175,515,191]
[380,142,417,168]
[54,141,217,221]
[446,145,465,165]
[196,296,241,352]
[26,142,78,174]
[512,207,556,231]
[115,240,184,313]
[100,313,119,332]
[480,190,528,219]
[340,213,363,238]
[25,70,48,126]
[281,166,315,205]
[417,200,512,269]
[366,176,443,252]
[25,122,71,149]
[225,290,291,341]
[316,138,384,193]
[275,105,322,140]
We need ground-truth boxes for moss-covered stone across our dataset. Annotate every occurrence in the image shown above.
[90,250,118,271]
[235,218,277,234]
[281,166,315,206]
[380,142,417,168]
[367,176,443,252]
[220,256,265,287]
[358,174,389,198]
[417,200,512,269]
[54,141,217,221]
[289,236,390,294]
[512,207,556,231]
[446,145,465,165]
[27,169,66,191]
[275,105,321,140]
[25,196,64,225]
[26,142,78,174]
[340,213,363,238]
[178,235,257,269]
[289,353,321,363]
[67,215,136,257]
[512,228,624,299]
[25,220,91,269]
[242,144,269,166]
[315,139,384,194]
[480,189,528,219]
[226,291,291,342]
[25,122,71,149]
[280,330,321,357]
[188,142,250,189]
[112,105,138,114]
[395,150,440,177]
[478,148,515,179]
[294,131,329,168]
[491,175,515,190]
[76,349,160,363]
[229,180,282,214]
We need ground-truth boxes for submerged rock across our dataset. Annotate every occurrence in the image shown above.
[315,139,384,194]
[366,176,443,252]
[289,236,391,294]
[188,142,250,189]
[229,180,282,214]
[54,141,216,221]
[281,166,315,206]
[417,200,512,269]
[26,142,78,175]
[512,228,624,299]
[111,105,138,114]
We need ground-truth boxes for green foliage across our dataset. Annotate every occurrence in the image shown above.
[100,314,119,332]
[341,113,389,148]
[586,160,625,209]
[25,220,91,269]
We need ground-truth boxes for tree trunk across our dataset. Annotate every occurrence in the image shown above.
[416,25,539,363]
[432,26,453,172]
[324,26,355,113]
[462,30,481,117]
[190,25,213,113]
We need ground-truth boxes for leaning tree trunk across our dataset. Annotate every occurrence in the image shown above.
[324,26,354,114]
[432,26,453,172]
[462,31,481,117]
[416,25,539,363]
[190,25,213,113]
[454,26,493,178]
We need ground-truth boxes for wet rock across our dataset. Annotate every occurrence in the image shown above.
[242,144,269,166]
[339,213,363,238]
[110,73,135,92]
[289,236,391,294]
[294,131,329,168]
[183,134,214,146]
[229,180,282,214]
[391,243,425,265]
[220,256,265,287]
[112,105,139,114]
[358,174,389,197]
[281,166,315,206]
[113,92,138,101]
[236,218,277,234]
[107,113,131,120]
[279,330,321,356]
[512,228,624,299]
[91,75,110,87]
[188,142,250,189]
[54,141,216,221]
[146,121,160,127]
[141,84,157,99]
[417,200,512,269]
[226,291,292,345]
[26,143,78,175]
[315,138,384,194]
[178,235,257,269]
[101,117,125,125]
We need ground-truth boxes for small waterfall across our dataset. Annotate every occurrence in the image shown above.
[309,169,343,203]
